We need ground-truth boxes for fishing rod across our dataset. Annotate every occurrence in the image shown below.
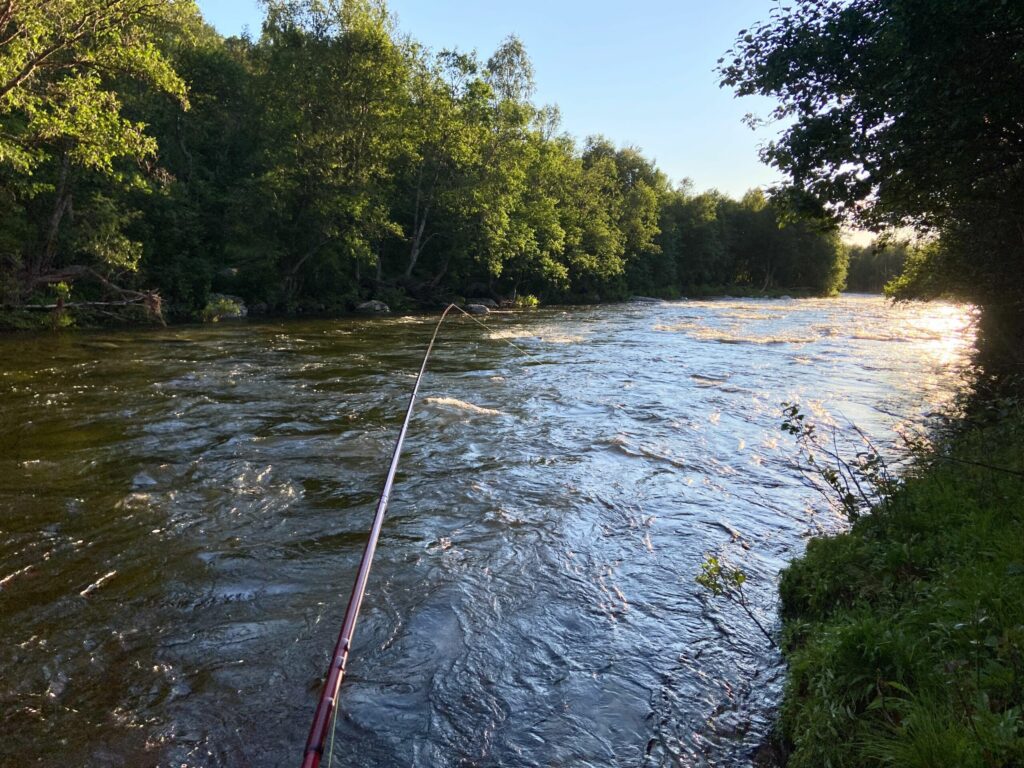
[301,304,531,768]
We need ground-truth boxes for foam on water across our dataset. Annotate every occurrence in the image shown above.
[0,297,976,767]
[424,396,504,416]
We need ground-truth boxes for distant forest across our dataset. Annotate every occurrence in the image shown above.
[845,241,909,294]
[0,0,863,323]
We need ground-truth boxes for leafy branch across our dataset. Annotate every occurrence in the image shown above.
[781,402,898,522]
[696,555,776,648]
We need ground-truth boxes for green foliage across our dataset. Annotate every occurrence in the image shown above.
[777,399,1024,767]
[696,554,747,597]
[513,293,539,309]
[199,293,244,322]
[371,284,412,312]
[658,186,846,297]
[847,239,911,294]
[696,554,776,646]
[0,0,200,304]
[0,307,48,330]
[52,281,70,302]
[49,279,73,328]
[0,0,850,322]
[0,0,194,174]
[721,0,1024,342]
[247,0,410,302]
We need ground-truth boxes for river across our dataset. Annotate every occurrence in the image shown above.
[0,295,975,767]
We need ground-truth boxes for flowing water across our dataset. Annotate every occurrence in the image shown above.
[0,296,975,767]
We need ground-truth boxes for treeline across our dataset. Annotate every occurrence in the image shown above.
[845,240,910,294]
[723,0,1024,368]
[0,0,847,322]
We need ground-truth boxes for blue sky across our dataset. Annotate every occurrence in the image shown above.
[195,0,786,198]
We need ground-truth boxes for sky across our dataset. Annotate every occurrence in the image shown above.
[195,0,789,199]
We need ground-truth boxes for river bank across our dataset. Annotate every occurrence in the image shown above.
[0,285,825,333]
[772,380,1024,766]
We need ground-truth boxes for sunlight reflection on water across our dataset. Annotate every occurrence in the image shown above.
[0,295,976,767]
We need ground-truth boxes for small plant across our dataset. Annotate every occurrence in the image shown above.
[696,555,776,647]
[513,294,539,309]
[781,402,897,522]
[200,294,245,322]
[50,281,74,329]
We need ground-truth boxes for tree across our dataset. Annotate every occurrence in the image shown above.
[846,239,910,293]
[391,47,488,288]
[720,0,1024,357]
[663,188,730,289]
[613,145,668,294]
[0,0,197,302]
[247,0,411,307]
[0,0,193,172]
[0,0,871,321]
[469,36,536,283]
[130,28,261,317]
[562,137,626,298]
[503,119,572,297]
[721,188,777,291]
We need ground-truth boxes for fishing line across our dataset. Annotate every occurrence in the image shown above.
[301,303,533,768]
[324,697,340,768]
[448,303,537,358]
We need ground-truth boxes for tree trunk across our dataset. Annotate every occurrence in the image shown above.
[406,218,427,278]
[285,237,331,300]
[427,255,451,289]
[177,114,194,183]
[36,153,72,278]
[405,167,439,278]
[26,266,164,323]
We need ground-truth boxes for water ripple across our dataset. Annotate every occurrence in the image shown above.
[0,296,975,766]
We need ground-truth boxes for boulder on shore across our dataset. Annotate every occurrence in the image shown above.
[356,300,390,314]
[466,297,498,309]
[629,295,663,304]
[464,304,490,315]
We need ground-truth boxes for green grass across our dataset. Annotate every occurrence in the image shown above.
[777,403,1024,767]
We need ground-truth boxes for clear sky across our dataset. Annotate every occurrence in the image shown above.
[195,0,787,198]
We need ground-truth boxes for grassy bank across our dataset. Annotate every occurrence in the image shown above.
[777,393,1024,766]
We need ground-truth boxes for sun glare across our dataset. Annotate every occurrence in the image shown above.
[910,303,976,365]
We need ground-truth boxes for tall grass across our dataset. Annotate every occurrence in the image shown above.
[777,396,1024,766]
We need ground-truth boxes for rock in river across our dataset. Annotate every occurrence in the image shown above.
[356,300,390,314]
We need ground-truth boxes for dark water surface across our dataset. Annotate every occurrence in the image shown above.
[0,296,975,767]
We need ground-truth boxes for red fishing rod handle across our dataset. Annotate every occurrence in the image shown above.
[300,651,346,768]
